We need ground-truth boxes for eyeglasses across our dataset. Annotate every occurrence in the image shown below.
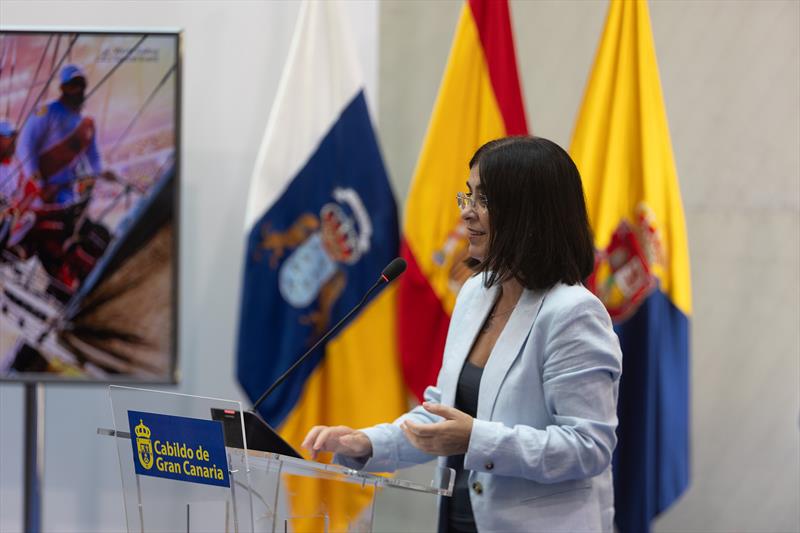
[456,192,488,212]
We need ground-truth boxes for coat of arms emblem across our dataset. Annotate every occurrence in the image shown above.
[587,202,665,321]
[256,187,372,338]
[134,419,154,470]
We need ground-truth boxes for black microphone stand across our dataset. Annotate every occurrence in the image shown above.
[212,277,389,457]
[251,277,384,413]
[212,259,406,457]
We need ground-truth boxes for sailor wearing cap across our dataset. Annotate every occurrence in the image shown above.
[0,119,19,202]
[0,119,15,145]
[0,119,20,248]
[16,64,103,205]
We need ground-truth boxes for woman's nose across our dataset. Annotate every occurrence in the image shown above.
[460,206,476,222]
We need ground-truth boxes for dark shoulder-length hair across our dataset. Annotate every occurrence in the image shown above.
[468,136,595,291]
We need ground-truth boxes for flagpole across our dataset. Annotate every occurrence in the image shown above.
[24,382,45,533]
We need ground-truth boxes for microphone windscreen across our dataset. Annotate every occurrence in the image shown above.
[381,257,407,282]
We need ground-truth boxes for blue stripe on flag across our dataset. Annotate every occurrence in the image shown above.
[612,288,690,533]
[237,91,398,426]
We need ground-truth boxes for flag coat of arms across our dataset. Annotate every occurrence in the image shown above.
[570,1,692,531]
[397,0,528,401]
[236,1,407,527]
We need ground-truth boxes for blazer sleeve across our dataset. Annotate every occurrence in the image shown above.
[334,384,444,472]
[464,295,622,483]
[336,274,485,473]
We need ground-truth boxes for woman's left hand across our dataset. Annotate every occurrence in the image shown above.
[401,402,474,456]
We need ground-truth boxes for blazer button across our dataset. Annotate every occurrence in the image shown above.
[472,481,483,494]
[485,461,494,471]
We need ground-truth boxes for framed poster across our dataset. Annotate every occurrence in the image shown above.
[0,29,180,382]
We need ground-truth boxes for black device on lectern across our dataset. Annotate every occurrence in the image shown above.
[210,408,302,458]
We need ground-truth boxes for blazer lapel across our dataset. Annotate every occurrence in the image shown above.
[477,288,547,420]
[440,280,499,407]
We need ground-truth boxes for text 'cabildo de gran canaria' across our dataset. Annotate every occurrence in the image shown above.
[134,418,227,483]
[152,437,225,480]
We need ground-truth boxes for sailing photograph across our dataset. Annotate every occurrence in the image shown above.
[0,31,179,382]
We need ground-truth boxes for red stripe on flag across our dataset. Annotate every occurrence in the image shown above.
[397,239,451,402]
[468,0,529,135]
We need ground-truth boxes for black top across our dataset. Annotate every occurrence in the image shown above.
[442,360,484,533]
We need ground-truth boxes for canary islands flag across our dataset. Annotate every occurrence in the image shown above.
[570,1,692,531]
[237,1,406,527]
[398,0,528,400]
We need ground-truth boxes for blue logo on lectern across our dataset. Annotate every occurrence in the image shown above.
[127,410,230,487]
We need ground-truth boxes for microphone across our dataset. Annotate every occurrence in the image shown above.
[381,257,407,283]
[251,257,407,413]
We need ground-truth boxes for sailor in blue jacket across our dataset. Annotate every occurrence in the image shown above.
[0,119,18,204]
[16,64,103,206]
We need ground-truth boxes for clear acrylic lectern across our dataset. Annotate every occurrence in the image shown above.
[101,386,453,533]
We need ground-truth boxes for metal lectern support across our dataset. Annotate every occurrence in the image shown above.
[24,382,45,533]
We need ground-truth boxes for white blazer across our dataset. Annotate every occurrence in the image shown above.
[339,274,622,532]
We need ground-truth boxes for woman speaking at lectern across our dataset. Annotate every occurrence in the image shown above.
[303,136,622,533]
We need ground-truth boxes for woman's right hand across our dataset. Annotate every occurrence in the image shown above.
[301,425,373,461]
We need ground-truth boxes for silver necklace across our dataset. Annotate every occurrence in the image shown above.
[480,303,515,333]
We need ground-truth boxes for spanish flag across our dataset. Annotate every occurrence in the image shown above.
[570,1,692,531]
[398,0,528,401]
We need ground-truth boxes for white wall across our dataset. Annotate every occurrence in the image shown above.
[378,1,800,532]
[0,2,378,532]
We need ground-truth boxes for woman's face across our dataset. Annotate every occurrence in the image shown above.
[461,165,490,261]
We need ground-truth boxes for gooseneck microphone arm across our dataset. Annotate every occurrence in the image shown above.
[250,257,407,414]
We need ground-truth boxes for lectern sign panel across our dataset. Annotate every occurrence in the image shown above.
[127,410,230,488]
